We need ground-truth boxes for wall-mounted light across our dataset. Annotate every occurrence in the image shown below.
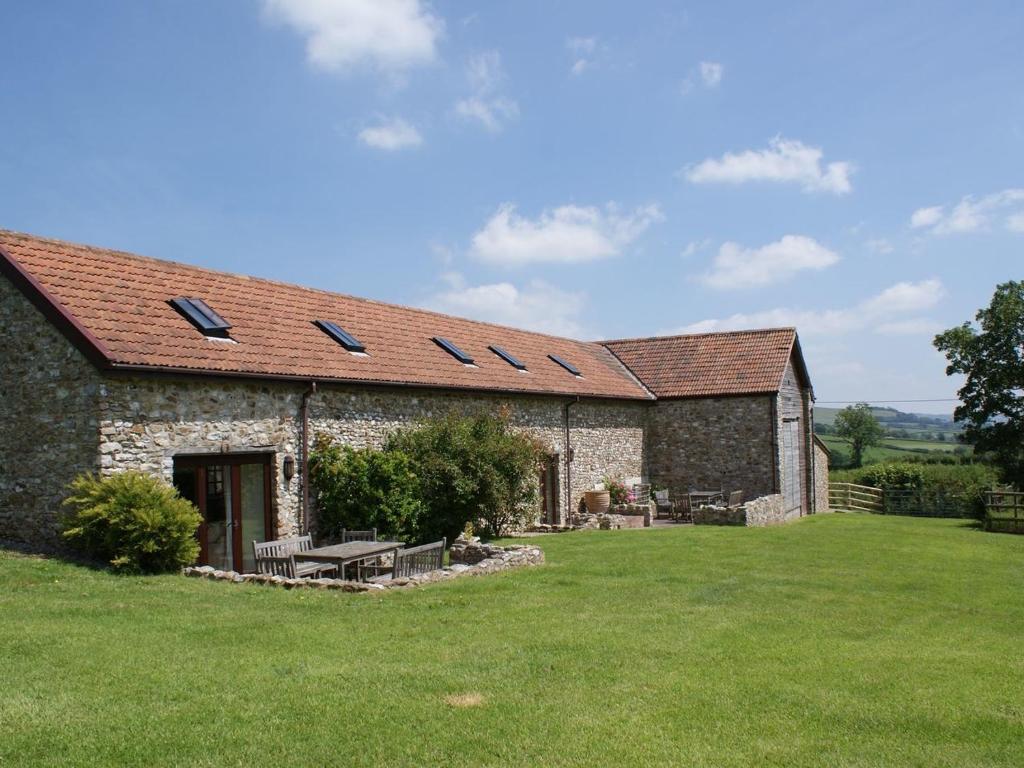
[283,454,296,481]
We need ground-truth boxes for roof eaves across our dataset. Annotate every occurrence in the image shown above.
[103,361,654,401]
[0,242,114,370]
[601,344,657,400]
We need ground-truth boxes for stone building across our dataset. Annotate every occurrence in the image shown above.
[0,230,825,570]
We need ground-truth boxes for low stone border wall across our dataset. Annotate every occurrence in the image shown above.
[692,494,789,527]
[744,494,788,526]
[571,502,653,530]
[182,539,544,592]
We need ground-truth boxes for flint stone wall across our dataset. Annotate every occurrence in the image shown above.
[691,494,788,527]
[646,396,775,504]
[813,438,830,512]
[0,276,102,545]
[743,494,788,526]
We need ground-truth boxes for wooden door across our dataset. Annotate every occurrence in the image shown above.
[781,420,803,517]
[173,454,273,572]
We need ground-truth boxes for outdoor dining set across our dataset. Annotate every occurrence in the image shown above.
[252,530,446,583]
[651,488,745,523]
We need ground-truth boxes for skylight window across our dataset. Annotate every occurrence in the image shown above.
[314,320,366,353]
[489,345,527,370]
[549,354,582,377]
[433,337,474,365]
[169,298,231,338]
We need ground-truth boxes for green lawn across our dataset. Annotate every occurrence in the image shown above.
[2,515,1023,767]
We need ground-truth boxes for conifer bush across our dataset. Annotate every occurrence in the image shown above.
[61,472,201,573]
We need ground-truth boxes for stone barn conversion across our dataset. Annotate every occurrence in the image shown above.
[0,230,825,570]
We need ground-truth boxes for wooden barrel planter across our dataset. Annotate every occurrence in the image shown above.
[584,490,611,515]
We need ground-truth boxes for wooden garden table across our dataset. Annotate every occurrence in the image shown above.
[293,540,405,579]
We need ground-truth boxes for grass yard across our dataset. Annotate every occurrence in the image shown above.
[2,515,1023,767]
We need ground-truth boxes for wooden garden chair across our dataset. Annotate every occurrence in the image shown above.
[252,535,337,579]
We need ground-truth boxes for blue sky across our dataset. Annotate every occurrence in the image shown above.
[2,1,1022,413]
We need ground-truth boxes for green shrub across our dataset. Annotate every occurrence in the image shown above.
[308,436,422,542]
[859,463,925,490]
[387,411,542,540]
[61,472,201,574]
[830,462,998,519]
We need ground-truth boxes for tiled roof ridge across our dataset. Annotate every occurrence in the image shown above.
[601,327,796,345]
[0,228,608,351]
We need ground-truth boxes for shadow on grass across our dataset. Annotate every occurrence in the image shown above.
[0,538,110,570]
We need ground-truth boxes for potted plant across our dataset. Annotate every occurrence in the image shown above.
[584,487,611,515]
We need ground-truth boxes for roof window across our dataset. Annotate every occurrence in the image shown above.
[169,298,231,338]
[433,337,474,365]
[549,354,582,377]
[314,320,366,353]
[489,345,527,371]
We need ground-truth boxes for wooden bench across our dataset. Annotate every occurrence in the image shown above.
[726,490,744,510]
[360,538,446,582]
[252,535,338,579]
[341,528,377,542]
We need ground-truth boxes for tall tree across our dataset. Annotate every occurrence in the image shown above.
[834,403,884,468]
[934,281,1024,487]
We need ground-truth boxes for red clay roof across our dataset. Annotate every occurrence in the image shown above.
[0,230,651,400]
[603,328,802,398]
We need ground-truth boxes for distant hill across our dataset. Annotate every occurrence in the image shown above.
[815,405,963,442]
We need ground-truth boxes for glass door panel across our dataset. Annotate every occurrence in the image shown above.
[239,463,268,573]
[204,465,232,570]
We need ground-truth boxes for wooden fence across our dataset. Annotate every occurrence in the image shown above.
[985,490,1024,533]
[830,483,976,518]
[829,483,883,513]
[882,488,971,518]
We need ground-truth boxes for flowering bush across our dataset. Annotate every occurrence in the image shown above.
[604,477,631,505]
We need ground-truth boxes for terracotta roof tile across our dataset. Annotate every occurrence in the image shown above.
[0,230,651,400]
[603,328,799,398]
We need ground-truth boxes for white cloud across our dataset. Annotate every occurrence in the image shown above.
[680,61,724,94]
[465,49,502,92]
[470,202,663,266]
[673,278,945,337]
[699,61,723,87]
[910,205,943,229]
[263,0,443,74]
[698,235,839,290]
[454,50,519,132]
[911,189,1024,234]
[357,117,423,150]
[874,318,942,336]
[681,238,712,258]
[865,238,894,254]
[425,273,586,337]
[860,278,946,315]
[684,137,854,195]
[566,36,598,76]
[454,96,519,132]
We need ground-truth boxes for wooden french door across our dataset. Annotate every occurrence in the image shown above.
[539,454,561,525]
[172,454,273,572]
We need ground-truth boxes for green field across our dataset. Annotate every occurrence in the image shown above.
[818,434,971,465]
[815,406,962,442]
[2,515,1023,767]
